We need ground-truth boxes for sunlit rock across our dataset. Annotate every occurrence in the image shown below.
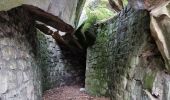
[150,1,170,71]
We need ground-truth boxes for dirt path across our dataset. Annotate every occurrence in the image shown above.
[43,85,110,100]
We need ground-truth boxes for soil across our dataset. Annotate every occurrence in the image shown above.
[43,85,110,100]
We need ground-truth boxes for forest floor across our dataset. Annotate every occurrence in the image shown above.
[43,85,110,100]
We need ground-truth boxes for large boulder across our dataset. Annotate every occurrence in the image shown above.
[0,0,83,27]
[150,1,170,71]
[0,0,50,11]
[86,4,170,100]
[129,0,168,10]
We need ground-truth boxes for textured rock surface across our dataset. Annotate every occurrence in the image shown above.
[0,0,50,11]
[34,0,86,91]
[86,5,170,100]
[150,1,170,71]
[47,0,79,27]
[0,0,84,27]
[37,30,86,90]
[0,7,41,100]
[0,0,86,99]
[129,0,168,10]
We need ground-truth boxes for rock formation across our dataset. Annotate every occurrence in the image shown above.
[0,0,170,100]
[150,1,170,71]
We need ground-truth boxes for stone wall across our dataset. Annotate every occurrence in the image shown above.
[86,5,170,100]
[35,0,86,91]
[0,0,86,99]
[37,30,86,90]
[0,7,41,100]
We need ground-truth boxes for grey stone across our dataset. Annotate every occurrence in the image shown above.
[85,5,170,100]
[0,0,84,99]
[163,75,170,100]
[1,46,17,60]
[23,72,29,82]
[8,60,17,70]
[17,59,28,71]
[16,71,23,86]
[0,72,8,94]
[0,38,9,46]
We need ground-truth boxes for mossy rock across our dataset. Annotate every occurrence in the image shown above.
[143,72,156,92]
[81,14,97,33]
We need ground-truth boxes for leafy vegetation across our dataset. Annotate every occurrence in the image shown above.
[86,0,114,21]
[81,0,115,33]
[122,0,128,6]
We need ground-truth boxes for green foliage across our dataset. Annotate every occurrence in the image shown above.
[89,8,113,20]
[123,0,128,6]
[81,13,97,33]
[82,0,114,33]
[85,0,114,21]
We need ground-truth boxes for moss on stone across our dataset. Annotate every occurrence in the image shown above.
[85,21,111,96]
[36,29,51,91]
[86,8,151,99]
[143,72,156,92]
[81,14,97,33]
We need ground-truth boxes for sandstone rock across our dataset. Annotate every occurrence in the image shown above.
[150,1,170,71]
[0,0,50,11]
[0,0,84,27]
[129,0,168,10]
[47,0,79,26]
